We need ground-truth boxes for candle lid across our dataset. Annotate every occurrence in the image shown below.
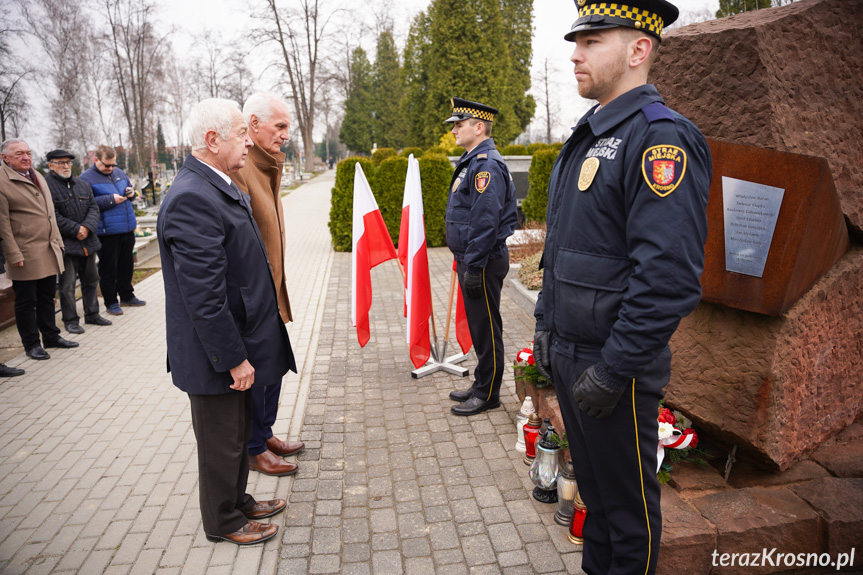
[527,412,542,426]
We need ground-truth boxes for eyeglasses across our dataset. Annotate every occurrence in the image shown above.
[49,160,73,166]
[98,160,117,168]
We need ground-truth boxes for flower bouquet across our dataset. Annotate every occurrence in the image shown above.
[656,402,708,484]
[514,344,551,392]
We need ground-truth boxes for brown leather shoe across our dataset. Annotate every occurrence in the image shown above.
[243,499,287,520]
[206,521,278,545]
[249,450,299,476]
[266,436,305,457]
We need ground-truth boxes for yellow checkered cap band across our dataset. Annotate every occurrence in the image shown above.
[579,3,664,38]
[452,106,495,122]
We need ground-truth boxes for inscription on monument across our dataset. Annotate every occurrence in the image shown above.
[722,176,784,278]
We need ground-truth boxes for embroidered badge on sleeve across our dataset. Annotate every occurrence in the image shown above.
[641,145,687,197]
[475,171,491,194]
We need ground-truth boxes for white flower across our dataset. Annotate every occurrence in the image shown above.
[658,422,675,441]
[673,410,692,429]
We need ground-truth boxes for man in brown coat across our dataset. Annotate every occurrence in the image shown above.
[0,139,79,360]
[231,92,303,476]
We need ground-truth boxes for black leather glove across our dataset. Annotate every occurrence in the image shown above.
[533,329,553,384]
[462,270,484,299]
[572,363,628,419]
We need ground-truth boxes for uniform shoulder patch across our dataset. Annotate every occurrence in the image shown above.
[474,171,491,193]
[641,145,686,197]
[477,153,487,159]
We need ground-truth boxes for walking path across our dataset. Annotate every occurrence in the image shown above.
[0,168,585,574]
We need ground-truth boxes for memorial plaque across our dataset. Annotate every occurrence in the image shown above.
[700,139,849,316]
[722,177,784,278]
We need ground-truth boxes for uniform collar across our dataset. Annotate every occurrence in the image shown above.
[577,84,665,136]
[460,137,496,165]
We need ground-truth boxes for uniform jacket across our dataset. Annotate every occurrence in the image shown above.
[79,164,137,236]
[230,144,292,323]
[0,162,65,281]
[445,138,517,273]
[535,85,712,379]
[158,155,296,395]
[45,171,102,257]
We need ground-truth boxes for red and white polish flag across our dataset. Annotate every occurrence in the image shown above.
[351,162,397,347]
[398,155,432,368]
[453,260,473,354]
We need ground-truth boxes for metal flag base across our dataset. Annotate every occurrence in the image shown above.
[411,341,470,379]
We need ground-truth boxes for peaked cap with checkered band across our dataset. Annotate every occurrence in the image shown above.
[444,98,498,124]
[564,0,679,42]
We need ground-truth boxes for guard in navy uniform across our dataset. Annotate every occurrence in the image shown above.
[444,98,517,416]
[532,2,712,573]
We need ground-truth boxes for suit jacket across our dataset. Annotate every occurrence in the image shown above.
[158,155,296,395]
[0,162,64,281]
[231,144,292,323]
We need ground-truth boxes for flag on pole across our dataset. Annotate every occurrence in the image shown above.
[453,260,473,354]
[398,155,432,368]
[351,162,397,347]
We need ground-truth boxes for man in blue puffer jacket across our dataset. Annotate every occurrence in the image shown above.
[79,145,146,315]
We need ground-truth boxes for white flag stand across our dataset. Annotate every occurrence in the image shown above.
[410,267,469,379]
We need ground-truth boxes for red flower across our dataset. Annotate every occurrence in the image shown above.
[527,354,535,366]
[683,428,699,448]
[657,407,676,425]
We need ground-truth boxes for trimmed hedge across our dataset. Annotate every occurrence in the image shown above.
[329,157,375,252]
[400,147,424,158]
[527,142,551,155]
[371,147,397,166]
[521,148,559,223]
[329,154,454,252]
[501,144,529,156]
[450,146,465,157]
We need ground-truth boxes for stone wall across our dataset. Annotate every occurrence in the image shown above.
[652,0,863,240]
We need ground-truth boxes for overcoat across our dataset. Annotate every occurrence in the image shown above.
[158,155,296,395]
[45,171,102,257]
[0,162,65,281]
[231,144,292,323]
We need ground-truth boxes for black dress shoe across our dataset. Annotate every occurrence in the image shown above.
[0,364,25,376]
[449,387,475,402]
[25,346,50,360]
[65,323,85,334]
[85,315,112,326]
[44,337,79,349]
[451,396,501,416]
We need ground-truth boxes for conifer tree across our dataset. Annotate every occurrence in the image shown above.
[716,0,771,17]
[339,47,375,155]
[372,30,406,150]
[402,12,432,147]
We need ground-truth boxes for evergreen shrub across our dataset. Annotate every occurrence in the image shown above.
[418,154,454,248]
[450,146,465,157]
[329,157,375,252]
[521,148,558,223]
[527,142,550,155]
[501,144,529,156]
[400,147,424,158]
[371,147,397,166]
[375,156,410,244]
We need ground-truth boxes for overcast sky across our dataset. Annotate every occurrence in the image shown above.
[161,0,720,143]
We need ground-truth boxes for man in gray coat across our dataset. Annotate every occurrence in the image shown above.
[44,149,112,334]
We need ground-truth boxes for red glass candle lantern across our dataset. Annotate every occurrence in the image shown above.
[568,491,586,545]
[522,413,542,465]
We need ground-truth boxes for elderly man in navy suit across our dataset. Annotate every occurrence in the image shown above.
[158,98,296,546]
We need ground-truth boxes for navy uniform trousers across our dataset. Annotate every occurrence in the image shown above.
[457,248,509,403]
[552,340,670,575]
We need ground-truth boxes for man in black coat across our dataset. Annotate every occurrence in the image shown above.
[44,149,112,334]
[158,98,296,546]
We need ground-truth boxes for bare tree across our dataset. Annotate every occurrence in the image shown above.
[667,7,715,29]
[103,0,169,175]
[532,58,560,144]
[260,0,339,171]
[0,24,33,141]
[165,58,191,164]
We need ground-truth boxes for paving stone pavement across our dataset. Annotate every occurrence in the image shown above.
[0,168,585,574]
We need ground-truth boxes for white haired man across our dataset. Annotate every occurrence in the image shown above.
[158,98,296,545]
[230,92,303,477]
